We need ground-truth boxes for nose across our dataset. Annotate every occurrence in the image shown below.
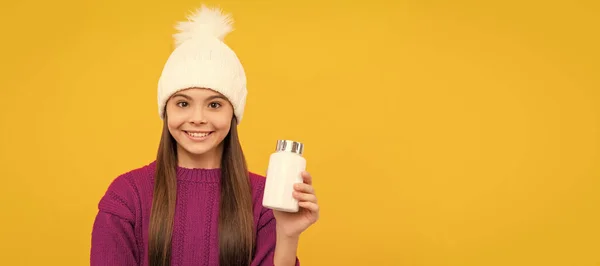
[189,106,207,124]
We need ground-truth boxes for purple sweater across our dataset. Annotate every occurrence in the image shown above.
[91,161,300,266]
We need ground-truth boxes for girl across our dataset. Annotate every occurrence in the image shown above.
[90,5,319,266]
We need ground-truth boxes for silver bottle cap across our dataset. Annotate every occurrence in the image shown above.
[276,140,304,156]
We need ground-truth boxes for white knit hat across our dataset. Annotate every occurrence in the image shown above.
[157,5,247,124]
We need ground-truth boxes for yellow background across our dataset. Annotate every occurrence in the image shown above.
[0,0,598,265]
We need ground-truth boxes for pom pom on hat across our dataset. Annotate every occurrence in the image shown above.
[173,5,233,46]
[157,4,247,124]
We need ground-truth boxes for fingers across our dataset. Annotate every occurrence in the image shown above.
[296,171,319,216]
[293,191,317,203]
[298,201,320,213]
[301,171,312,185]
[294,183,314,194]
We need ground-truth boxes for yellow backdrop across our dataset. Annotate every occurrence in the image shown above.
[1,0,598,265]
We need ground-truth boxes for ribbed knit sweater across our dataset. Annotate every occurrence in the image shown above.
[90,161,300,266]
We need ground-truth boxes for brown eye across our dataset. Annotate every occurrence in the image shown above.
[177,101,188,107]
[209,102,221,109]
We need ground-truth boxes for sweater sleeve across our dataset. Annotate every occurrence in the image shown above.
[91,174,139,266]
[251,207,300,266]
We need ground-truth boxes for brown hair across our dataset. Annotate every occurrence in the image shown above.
[148,115,255,266]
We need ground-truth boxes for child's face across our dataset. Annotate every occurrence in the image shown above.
[165,88,233,166]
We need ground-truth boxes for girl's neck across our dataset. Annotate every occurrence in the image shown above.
[176,145,223,169]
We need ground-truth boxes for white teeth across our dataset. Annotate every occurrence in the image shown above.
[187,131,210,138]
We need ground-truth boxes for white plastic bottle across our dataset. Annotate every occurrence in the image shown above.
[262,140,306,212]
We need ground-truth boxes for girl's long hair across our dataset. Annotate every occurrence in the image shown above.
[148,115,255,266]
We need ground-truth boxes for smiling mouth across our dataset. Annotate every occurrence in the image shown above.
[183,131,213,138]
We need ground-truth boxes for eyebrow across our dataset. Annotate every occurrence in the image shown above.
[171,93,227,101]
[171,93,192,100]
[205,95,227,101]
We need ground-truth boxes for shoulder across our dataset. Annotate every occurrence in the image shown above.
[248,172,276,229]
[97,161,156,220]
[104,161,156,197]
[248,171,270,210]
[248,171,267,194]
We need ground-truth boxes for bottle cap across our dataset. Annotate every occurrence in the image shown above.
[276,140,304,156]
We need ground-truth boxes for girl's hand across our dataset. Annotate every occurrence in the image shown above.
[272,171,320,238]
